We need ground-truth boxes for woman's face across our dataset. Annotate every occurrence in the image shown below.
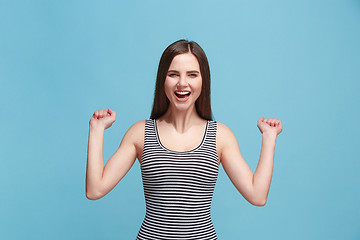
[164,53,202,111]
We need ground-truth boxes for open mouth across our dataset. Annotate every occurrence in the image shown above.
[175,91,191,99]
[175,91,190,98]
[175,91,191,101]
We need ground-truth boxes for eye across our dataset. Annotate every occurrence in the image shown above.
[168,73,177,77]
[189,74,198,78]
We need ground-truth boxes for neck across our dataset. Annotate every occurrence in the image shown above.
[161,104,202,133]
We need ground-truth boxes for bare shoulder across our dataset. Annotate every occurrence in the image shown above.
[216,122,239,159]
[125,120,145,144]
[129,119,146,132]
[121,120,146,161]
[216,121,237,141]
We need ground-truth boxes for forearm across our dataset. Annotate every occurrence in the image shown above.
[86,126,105,198]
[252,132,277,205]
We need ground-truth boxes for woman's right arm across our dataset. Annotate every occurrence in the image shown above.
[85,108,144,200]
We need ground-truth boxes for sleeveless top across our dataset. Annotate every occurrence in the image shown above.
[136,119,219,240]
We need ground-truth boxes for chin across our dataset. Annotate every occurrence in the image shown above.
[171,100,197,111]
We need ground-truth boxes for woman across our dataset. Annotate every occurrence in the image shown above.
[86,39,283,239]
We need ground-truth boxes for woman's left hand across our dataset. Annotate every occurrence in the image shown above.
[257,117,283,136]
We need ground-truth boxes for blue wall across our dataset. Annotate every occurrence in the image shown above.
[1,0,359,239]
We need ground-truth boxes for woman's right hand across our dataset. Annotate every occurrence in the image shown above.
[89,108,117,130]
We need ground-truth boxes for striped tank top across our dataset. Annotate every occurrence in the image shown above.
[136,119,219,240]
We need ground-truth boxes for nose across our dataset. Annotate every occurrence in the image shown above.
[177,74,188,87]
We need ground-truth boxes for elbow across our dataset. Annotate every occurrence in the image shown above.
[86,191,103,200]
[251,198,267,207]
[258,199,267,207]
[86,183,105,200]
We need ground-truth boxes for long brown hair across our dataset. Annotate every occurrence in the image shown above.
[150,39,213,120]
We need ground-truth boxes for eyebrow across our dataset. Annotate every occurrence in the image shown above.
[167,70,200,74]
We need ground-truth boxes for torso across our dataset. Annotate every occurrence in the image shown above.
[136,119,219,239]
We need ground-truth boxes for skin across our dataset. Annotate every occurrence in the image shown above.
[86,53,283,207]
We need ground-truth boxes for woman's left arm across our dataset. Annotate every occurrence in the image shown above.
[253,117,282,206]
[217,117,282,207]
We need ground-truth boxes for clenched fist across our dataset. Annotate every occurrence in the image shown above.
[89,108,117,130]
[257,117,283,136]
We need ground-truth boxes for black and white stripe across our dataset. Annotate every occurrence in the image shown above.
[136,119,219,240]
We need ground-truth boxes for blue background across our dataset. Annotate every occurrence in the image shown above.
[1,0,359,239]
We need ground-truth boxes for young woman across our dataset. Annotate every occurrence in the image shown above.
[86,39,283,239]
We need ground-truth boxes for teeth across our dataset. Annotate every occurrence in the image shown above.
[175,91,190,95]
